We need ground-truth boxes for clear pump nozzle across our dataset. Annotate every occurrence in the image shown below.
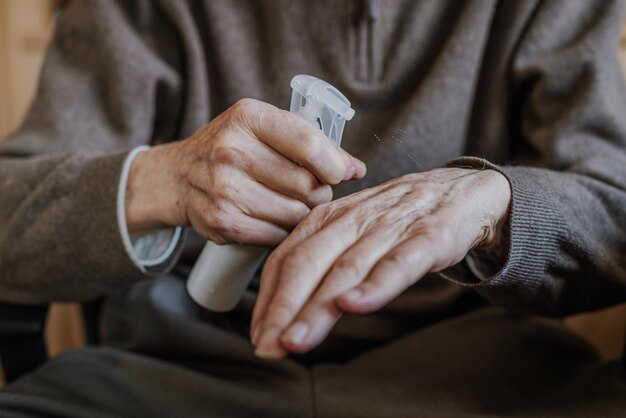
[289,75,354,148]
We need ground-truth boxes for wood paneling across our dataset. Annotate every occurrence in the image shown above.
[0,0,53,139]
[0,0,85,389]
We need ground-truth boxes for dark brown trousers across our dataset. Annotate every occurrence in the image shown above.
[1,276,624,417]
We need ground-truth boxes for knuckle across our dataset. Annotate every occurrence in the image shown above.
[264,299,294,328]
[230,98,264,127]
[211,144,242,167]
[205,203,234,231]
[429,186,446,201]
[212,174,241,201]
[299,141,343,184]
[313,185,333,204]
[361,277,386,295]
[332,258,364,278]
[220,182,239,201]
[290,215,318,238]
[383,251,410,270]
[299,133,322,158]
[334,204,359,219]
[378,256,414,288]
[291,202,311,223]
[232,98,257,114]
[415,187,438,203]
[292,171,317,195]
[300,302,340,325]
[286,247,317,268]
[291,173,334,206]
[323,167,345,185]
[309,203,333,221]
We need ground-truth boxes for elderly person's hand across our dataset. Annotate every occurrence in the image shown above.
[124,98,366,244]
[251,168,511,359]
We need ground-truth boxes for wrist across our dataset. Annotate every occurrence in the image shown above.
[125,143,187,236]
[476,169,511,252]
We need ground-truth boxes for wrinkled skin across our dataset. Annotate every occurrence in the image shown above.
[125,98,366,243]
[124,98,510,362]
[251,168,511,360]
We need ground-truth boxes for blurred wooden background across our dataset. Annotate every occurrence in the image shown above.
[0,0,625,387]
[0,0,84,388]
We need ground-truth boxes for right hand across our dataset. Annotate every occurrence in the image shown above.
[125,98,366,245]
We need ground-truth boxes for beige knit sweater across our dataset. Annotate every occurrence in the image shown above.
[0,0,625,321]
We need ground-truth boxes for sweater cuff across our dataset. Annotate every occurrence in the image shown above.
[440,157,565,311]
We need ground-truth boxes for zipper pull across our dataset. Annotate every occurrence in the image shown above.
[366,0,379,21]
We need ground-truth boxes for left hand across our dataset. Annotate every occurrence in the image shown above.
[251,168,511,360]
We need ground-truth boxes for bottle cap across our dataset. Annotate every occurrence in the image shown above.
[289,74,355,147]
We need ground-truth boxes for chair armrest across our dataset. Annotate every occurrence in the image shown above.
[0,301,48,383]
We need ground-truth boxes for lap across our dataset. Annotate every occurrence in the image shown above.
[314,308,626,417]
[1,277,624,417]
[0,276,313,418]
[0,346,311,418]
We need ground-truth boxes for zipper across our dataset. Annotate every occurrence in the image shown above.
[357,0,379,82]
[365,0,378,82]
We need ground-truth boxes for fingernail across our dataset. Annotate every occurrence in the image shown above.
[282,321,309,345]
[342,289,363,302]
[254,327,284,359]
[254,346,284,360]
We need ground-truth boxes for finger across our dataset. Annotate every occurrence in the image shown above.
[250,215,323,340]
[279,303,342,355]
[234,174,311,230]
[337,236,436,314]
[252,215,355,345]
[224,215,289,247]
[242,139,333,207]
[253,218,360,357]
[187,188,289,246]
[240,100,351,185]
[259,217,359,328]
[251,187,384,342]
[339,148,367,180]
[280,230,398,352]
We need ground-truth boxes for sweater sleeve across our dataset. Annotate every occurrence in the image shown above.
[0,0,186,303]
[443,0,626,316]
